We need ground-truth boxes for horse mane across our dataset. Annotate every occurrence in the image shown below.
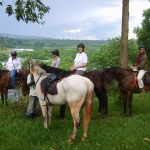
[34,65,46,75]
[103,67,120,72]
[103,67,132,73]
[40,64,72,76]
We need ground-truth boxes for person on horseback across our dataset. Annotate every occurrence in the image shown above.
[5,51,22,89]
[51,49,66,118]
[70,43,88,75]
[51,49,61,68]
[135,46,148,92]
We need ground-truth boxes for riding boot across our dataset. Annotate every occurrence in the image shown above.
[140,88,145,93]
[10,85,15,89]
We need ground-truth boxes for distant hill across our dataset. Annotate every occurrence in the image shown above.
[0,33,107,50]
[0,33,51,40]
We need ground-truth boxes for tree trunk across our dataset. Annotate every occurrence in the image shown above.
[120,0,129,68]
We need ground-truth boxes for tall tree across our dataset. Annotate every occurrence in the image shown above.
[134,8,150,61]
[119,0,129,68]
[134,8,150,49]
[0,0,50,24]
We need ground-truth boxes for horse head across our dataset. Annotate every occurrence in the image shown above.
[17,70,30,96]
[102,67,118,84]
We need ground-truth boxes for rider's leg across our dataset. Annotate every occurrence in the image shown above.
[26,96,35,117]
[10,69,17,89]
[137,69,146,92]
[33,96,40,116]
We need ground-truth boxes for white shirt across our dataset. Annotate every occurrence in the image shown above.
[6,57,22,71]
[51,57,61,68]
[74,52,88,71]
[27,74,37,96]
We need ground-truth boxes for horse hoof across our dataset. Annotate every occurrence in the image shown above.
[81,136,87,141]
[128,114,132,117]
[44,126,48,129]
[68,138,75,144]
[44,123,48,129]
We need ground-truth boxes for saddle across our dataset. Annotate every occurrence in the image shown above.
[41,72,68,96]
[143,72,150,85]
[132,71,150,87]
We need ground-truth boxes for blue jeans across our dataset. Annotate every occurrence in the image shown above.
[10,69,17,88]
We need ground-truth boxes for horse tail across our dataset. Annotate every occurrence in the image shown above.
[84,79,94,118]
[82,79,94,140]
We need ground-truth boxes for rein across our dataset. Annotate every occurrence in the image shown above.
[35,73,44,85]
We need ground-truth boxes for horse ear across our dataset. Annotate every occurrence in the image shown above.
[28,61,31,70]
[30,64,34,72]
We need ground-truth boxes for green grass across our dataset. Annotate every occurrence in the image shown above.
[1,94,150,150]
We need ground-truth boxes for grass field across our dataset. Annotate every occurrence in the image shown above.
[1,94,150,150]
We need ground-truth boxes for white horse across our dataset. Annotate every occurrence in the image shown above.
[30,64,94,143]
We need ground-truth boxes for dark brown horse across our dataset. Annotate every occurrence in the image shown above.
[103,67,150,116]
[40,64,108,117]
[0,70,29,105]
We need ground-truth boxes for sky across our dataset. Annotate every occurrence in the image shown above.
[0,0,150,40]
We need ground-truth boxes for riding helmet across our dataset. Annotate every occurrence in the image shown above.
[139,45,145,50]
[77,43,85,50]
[51,49,59,56]
[11,51,17,57]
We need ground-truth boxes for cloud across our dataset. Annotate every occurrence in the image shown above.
[64,28,81,34]
[0,0,150,40]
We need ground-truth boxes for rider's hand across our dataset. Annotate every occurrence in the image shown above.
[70,66,76,71]
[17,69,20,73]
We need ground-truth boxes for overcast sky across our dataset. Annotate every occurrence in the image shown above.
[0,0,150,40]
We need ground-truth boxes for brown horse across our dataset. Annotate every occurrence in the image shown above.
[40,64,108,117]
[0,70,29,105]
[103,67,150,116]
[0,70,10,105]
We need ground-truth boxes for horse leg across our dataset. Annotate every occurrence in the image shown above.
[68,102,80,143]
[95,88,108,115]
[122,91,127,115]
[39,100,49,129]
[102,90,108,115]
[47,105,52,126]
[118,88,122,105]
[59,104,66,119]
[1,89,4,105]
[4,89,8,106]
[95,88,102,113]
[127,91,133,116]
[81,90,93,141]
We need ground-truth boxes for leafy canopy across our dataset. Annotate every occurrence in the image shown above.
[0,0,50,24]
[134,8,150,49]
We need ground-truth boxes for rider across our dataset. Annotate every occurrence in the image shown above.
[135,46,148,92]
[51,49,66,118]
[51,49,61,68]
[6,51,22,89]
[70,43,88,75]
